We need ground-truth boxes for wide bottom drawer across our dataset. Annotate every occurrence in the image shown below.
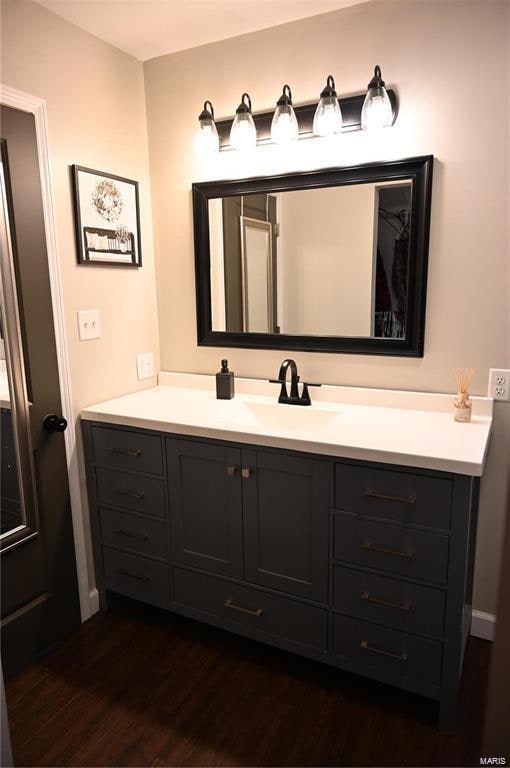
[173,568,328,651]
[332,614,443,687]
[103,547,170,609]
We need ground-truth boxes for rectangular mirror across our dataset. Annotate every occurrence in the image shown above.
[194,156,433,356]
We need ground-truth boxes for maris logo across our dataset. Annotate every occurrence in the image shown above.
[480,759,506,765]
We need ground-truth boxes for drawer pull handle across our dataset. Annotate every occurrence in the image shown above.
[117,569,149,583]
[362,541,414,559]
[361,591,412,612]
[224,598,263,617]
[241,468,253,479]
[360,639,408,662]
[109,447,142,457]
[226,465,239,477]
[364,490,416,504]
[114,529,148,542]
[113,488,145,501]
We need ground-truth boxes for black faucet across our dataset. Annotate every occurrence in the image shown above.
[269,359,321,406]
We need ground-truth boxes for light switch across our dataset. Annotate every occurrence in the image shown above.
[77,309,101,341]
[137,352,154,380]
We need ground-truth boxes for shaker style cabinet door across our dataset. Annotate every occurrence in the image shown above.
[166,438,243,578]
[242,449,329,603]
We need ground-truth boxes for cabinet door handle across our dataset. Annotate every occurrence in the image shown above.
[364,490,416,504]
[224,598,263,617]
[117,569,149,582]
[361,591,412,612]
[109,447,142,457]
[241,468,253,479]
[113,488,145,500]
[226,465,238,477]
[362,541,414,559]
[360,639,408,662]
[114,528,148,542]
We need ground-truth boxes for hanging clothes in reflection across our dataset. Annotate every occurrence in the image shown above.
[374,184,412,338]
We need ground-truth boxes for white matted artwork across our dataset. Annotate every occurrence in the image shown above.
[71,165,142,267]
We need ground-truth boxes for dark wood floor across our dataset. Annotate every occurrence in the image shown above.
[6,599,491,767]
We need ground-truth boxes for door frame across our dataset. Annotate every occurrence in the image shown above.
[0,84,94,621]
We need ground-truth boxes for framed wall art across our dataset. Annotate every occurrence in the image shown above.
[71,165,142,267]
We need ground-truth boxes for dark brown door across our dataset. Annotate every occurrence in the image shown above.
[0,105,80,676]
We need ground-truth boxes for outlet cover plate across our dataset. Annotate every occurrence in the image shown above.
[137,352,154,381]
[77,309,101,341]
[488,368,510,401]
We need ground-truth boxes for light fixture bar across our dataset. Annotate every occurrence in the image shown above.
[215,90,397,150]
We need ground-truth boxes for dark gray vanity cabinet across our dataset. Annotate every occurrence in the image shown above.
[82,421,479,734]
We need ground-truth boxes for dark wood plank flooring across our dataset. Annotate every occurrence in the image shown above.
[5,599,491,767]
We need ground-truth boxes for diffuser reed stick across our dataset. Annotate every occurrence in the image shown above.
[453,367,474,423]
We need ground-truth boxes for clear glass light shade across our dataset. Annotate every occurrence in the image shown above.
[271,103,299,144]
[195,117,219,153]
[313,95,342,137]
[230,112,257,150]
[361,86,393,131]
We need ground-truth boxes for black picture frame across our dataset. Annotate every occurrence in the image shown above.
[193,155,433,357]
[71,165,142,267]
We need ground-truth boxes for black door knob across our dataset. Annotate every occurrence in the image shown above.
[43,414,68,433]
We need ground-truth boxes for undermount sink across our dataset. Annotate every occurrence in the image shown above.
[245,401,339,431]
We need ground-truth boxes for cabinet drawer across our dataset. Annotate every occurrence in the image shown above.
[334,464,451,531]
[334,514,449,584]
[173,568,328,651]
[333,566,445,637]
[333,614,443,687]
[91,425,163,475]
[102,547,170,609]
[99,508,169,561]
[96,467,166,518]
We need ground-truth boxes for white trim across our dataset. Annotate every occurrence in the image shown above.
[0,84,94,621]
[471,610,496,641]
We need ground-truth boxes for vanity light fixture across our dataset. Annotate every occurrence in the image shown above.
[230,93,257,150]
[313,75,343,137]
[361,65,394,131]
[271,84,299,145]
[196,100,219,153]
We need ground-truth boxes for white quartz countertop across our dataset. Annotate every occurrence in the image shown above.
[80,372,493,476]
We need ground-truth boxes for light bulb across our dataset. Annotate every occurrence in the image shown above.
[230,93,257,150]
[271,84,299,145]
[195,100,219,153]
[361,66,393,131]
[313,75,342,137]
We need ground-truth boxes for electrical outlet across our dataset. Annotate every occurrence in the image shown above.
[136,352,154,381]
[77,309,101,340]
[488,369,510,401]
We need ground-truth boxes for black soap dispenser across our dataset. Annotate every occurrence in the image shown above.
[216,359,235,400]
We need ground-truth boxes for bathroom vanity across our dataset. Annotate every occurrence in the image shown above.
[82,373,493,732]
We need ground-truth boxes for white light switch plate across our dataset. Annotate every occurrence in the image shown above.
[137,352,154,380]
[77,309,101,340]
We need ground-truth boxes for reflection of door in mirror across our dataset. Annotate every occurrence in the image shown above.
[210,194,277,333]
[209,180,412,339]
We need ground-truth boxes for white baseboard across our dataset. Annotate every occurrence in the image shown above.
[87,588,100,618]
[471,609,496,641]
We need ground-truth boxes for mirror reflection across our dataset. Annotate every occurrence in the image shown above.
[209,179,412,339]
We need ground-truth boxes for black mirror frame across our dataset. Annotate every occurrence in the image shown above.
[193,155,433,357]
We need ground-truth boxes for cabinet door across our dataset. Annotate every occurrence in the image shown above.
[166,438,243,578]
[242,449,329,602]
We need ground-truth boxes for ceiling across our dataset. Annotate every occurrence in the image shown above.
[34,0,371,61]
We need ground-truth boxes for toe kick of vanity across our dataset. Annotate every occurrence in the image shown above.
[82,420,481,733]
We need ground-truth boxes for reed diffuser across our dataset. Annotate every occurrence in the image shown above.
[453,368,474,423]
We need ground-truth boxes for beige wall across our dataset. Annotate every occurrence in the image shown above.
[280,184,376,336]
[145,0,510,615]
[1,0,160,587]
